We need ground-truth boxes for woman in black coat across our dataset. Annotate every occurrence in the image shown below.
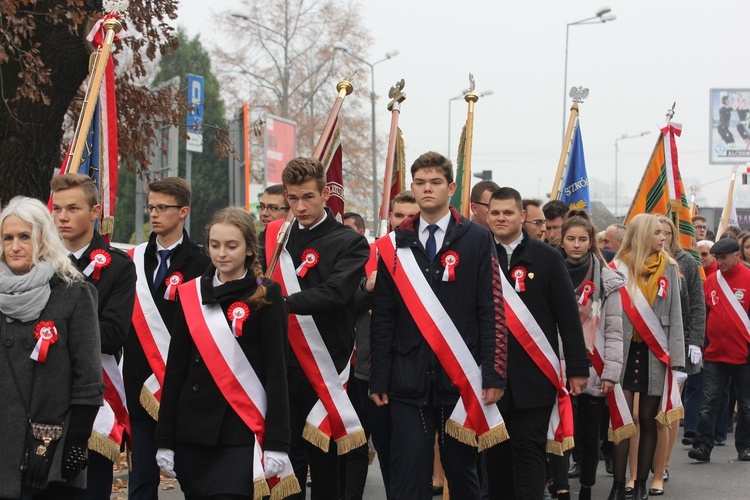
[156,207,294,499]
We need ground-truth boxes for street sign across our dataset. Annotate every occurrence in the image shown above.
[186,74,204,153]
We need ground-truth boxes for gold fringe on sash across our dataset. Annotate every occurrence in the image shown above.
[368,449,376,465]
[655,405,684,427]
[445,419,477,447]
[88,432,121,463]
[547,436,575,456]
[139,386,160,421]
[477,423,510,452]
[334,428,367,455]
[608,422,637,445]
[253,477,271,500]
[302,423,331,453]
[100,216,114,236]
[270,474,302,500]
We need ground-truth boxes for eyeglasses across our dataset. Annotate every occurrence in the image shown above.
[258,204,289,212]
[662,231,672,237]
[473,202,489,208]
[144,204,183,214]
[694,225,708,230]
[700,252,710,257]
[525,219,546,228]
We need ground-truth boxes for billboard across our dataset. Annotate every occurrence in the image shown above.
[264,115,296,185]
[709,88,750,164]
[186,74,204,153]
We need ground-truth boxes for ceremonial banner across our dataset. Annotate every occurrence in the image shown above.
[559,124,590,211]
[450,126,467,212]
[321,119,344,221]
[390,127,406,203]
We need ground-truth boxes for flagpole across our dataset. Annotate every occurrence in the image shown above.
[265,75,355,278]
[65,16,123,173]
[551,86,588,201]
[377,80,406,238]
[460,77,478,217]
[716,166,738,238]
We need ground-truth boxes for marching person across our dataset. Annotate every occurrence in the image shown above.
[470,179,500,228]
[548,210,626,500]
[484,188,589,500]
[369,151,507,500]
[262,157,370,500]
[0,196,104,499]
[608,214,684,500]
[522,198,547,241]
[123,177,210,500]
[50,173,137,500]
[259,184,291,229]
[156,207,296,499]
[542,199,568,248]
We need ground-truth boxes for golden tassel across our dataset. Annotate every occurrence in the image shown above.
[477,423,510,452]
[100,216,114,236]
[445,419,478,448]
[608,422,637,445]
[139,386,160,421]
[655,406,685,427]
[88,432,121,463]
[334,429,367,455]
[253,477,271,500]
[302,423,330,453]
[368,449,376,465]
[270,474,302,500]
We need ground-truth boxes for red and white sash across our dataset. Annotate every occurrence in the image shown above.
[90,355,131,462]
[265,221,366,454]
[127,243,170,420]
[613,261,683,425]
[715,270,750,343]
[499,271,574,455]
[376,235,508,450]
[179,279,300,499]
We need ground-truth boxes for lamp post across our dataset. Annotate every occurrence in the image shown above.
[562,7,616,141]
[333,43,399,232]
[614,130,651,217]
[447,89,493,157]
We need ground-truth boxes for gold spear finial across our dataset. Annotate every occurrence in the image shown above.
[387,79,406,111]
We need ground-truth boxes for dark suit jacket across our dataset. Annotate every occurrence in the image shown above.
[123,230,210,420]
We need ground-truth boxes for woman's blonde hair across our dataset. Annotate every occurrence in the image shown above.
[615,213,674,297]
[657,216,680,257]
[0,196,81,284]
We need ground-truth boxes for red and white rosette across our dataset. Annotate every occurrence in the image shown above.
[30,321,58,363]
[441,251,460,282]
[296,249,320,278]
[227,302,251,337]
[511,266,527,292]
[163,272,184,301]
[579,281,595,305]
[84,249,112,279]
[657,276,669,298]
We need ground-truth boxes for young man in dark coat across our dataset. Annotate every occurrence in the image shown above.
[123,177,210,500]
[484,187,589,500]
[51,173,137,499]
[262,157,370,500]
[369,151,507,500]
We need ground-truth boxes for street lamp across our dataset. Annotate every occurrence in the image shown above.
[447,89,493,157]
[231,13,291,117]
[614,130,651,217]
[333,43,399,232]
[562,7,616,141]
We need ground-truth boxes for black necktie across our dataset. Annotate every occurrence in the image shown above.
[426,224,439,262]
[68,254,78,268]
[154,249,171,289]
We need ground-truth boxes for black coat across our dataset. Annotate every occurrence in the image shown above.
[496,231,589,410]
[369,208,507,407]
[123,231,210,420]
[261,209,370,373]
[73,232,136,355]
[156,269,290,452]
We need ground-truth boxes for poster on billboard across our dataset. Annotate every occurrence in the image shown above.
[264,114,297,185]
[709,88,750,164]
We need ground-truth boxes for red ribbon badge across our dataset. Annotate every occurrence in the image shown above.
[579,281,595,305]
[441,250,460,282]
[296,249,320,278]
[657,276,669,298]
[88,249,111,280]
[511,266,527,292]
[163,272,184,301]
[227,302,251,337]
[31,321,58,363]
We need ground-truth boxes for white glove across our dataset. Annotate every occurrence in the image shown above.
[263,450,290,478]
[673,370,688,388]
[689,345,703,365]
[156,448,176,478]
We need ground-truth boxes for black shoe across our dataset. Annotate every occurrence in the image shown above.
[431,485,444,496]
[607,480,626,500]
[648,487,664,496]
[688,444,711,462]
[632,480,648,500]
[739,448,750,461]
[714,439,726,446]
[681,431,695,446]
[625,486,634,498]
[605,454,614,475]
[663,467,669,482]
[568,461,581,478]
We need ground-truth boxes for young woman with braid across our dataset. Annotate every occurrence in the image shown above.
[156,207,294,500]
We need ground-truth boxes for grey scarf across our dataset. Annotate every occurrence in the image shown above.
[0,261,54,322]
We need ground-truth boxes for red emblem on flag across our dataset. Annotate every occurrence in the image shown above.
[511,266,527,292]
[227,302,251,337]
[164,272,184,301]
[88,249,111,279]
[296,249,320,278]
[657,276,669,298]
[579,281,595,305]
[441,251,460,282]
[31,321,58,363]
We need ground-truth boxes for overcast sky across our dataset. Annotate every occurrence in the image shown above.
[176,0,750,213]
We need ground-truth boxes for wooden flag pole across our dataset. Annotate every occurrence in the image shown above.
[716,166,738,238]
[377,79,406,238]
[460,76,479,218]
[551,86,588,201]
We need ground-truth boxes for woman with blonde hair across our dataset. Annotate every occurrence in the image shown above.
[0,196,103,499]
[607,214,685,500]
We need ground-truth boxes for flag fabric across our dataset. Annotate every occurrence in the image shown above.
[321,119,344,222]
[389,127,406,202]
[626,122,698,261]
[559,123,590,211]
[450,126,467,211]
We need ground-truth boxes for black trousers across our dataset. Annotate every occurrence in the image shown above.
[485,405,553,500]
[128,417,160,500]
[79,450,114,500]
[390,400,480,500]
[339,377,369,500]
[358,379,392,498]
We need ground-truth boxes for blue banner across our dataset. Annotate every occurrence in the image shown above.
[560,124,590,211]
